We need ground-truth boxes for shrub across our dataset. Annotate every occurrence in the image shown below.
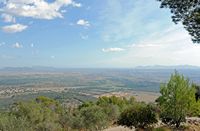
[153,127,171,131]
[10,97,62,131]
[118,103,158,129]
[157,71,196,127]
[0,113,32,131]
[80,106,109,131]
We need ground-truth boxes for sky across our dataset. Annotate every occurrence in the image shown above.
[0,0,200,68]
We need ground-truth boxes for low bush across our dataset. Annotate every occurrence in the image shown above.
[118,103,158,129]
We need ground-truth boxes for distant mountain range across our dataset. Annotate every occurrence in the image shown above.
[134,65,200,70]
[0,65,200,72]
[0,66,58,72]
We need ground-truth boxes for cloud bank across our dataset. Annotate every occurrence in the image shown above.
[77,19,90,27]
[0,0,81,20]
[2,24,28,33]
[12,42,23,48]
[102,48,125,52]
[1,13,16,23]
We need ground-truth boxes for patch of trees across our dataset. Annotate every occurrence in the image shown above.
[0,95,159,130]
[156,71,200,128]
[157,0,200,43]
[157,72,196,127]
[117,103,158,129]
[0,72,200,130]
[194,84,200,101]
[118,72,200,129]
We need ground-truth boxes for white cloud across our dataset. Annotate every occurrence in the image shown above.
[2,24,28,33]
[77,19,90,27]
[131,43,163,48]
[0,42,6,47]
[1,13,16,23]
[1,0,81,20]
[102,48,125,52]
[12,42,23,48]
[102,25,200,67]
[71,1,82,7]
[61,9,67,13]
[30,43,34,48]
[96,0,200,67]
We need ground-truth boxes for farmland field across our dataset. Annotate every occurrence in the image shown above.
[0,68,200,109]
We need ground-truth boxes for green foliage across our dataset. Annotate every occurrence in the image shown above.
[78,101,95,109]
[157,71,195,127]
[187,84,200,117]
[97,96,136,111]
[188,101,200,117]
[157,0,200,43]
[101,104,120,123]
[0,113,31,131]
[79,106,109,131]
[10,96,62,131]
[153,127,170,131]
[118,103,158,129]
[70,113,84,130]
[97,96,127,106]
[0,95,159,130]
[193,84,200,101]
[58,95,137,130]
[0,96,128,131]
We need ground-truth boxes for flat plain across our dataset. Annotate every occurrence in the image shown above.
[0,68,200,109]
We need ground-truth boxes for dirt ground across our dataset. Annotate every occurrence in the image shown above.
[103,126,134,131]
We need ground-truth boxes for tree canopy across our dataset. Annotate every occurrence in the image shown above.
[157,71,197,127]
[157,0,200,43]
[117,103,158,129]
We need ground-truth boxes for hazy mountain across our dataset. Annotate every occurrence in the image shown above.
[0,66,57,72]
[134,65,200,70]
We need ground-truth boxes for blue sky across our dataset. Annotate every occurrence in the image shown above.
[0,0,200,68]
